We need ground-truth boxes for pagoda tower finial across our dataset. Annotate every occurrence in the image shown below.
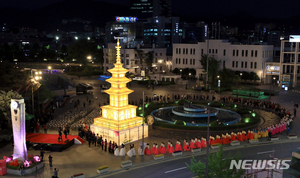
[115,38,121,64]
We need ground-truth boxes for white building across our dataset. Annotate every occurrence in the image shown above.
[172,40,274,81]
[103,43,170,75]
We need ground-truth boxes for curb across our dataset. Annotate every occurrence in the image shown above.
[88,138,300,178]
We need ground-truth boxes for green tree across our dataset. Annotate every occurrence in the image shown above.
[172,68,180,75]
[218,68,240,87]
[0,61,28,91]
[0,90,22,121]
[200,54,221,85]
[145,51,154,72]
[66,39,98,64]
[186,145,244,178]
[135,49,145,69]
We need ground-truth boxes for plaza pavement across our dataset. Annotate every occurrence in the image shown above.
[1,75,300,177]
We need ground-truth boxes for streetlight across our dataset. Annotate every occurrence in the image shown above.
[217,75,220,93]
[31,70,42,121]
[87,56,92,60]
[180,69,182,76]
[189,73,191,89]
[48,66,51,70]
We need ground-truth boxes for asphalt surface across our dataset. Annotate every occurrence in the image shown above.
[104,141,300,178]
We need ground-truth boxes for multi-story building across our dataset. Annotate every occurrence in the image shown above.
[104,17,143,48]
[103,43,168,75]
[130,0,172,19]
[172,39,274,81]
[143,16,182,49]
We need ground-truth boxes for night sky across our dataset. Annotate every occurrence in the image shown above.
[1,0,300,19]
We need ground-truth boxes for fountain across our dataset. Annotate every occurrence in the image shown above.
[151,103,241,126]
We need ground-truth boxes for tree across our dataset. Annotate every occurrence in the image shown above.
[0,61,29,91]
[186,145,244,178]
[135,49,145,68]
[199,54,221,85]
[172,68,180,75]
[145,51,154,72]
[218,68,240,87]
[66,39,98,64]
[0,90,22,121]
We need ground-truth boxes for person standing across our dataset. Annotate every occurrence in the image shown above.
[287,126,290,136]
[48,155,53,167]
[104,139,107,152]
[101,139,104,150]
[19,166,25,176]
[108,141,111,153]
[44,125,47,134]
[64,128,67,139]
[53,168,59,178]
[40,149,45,162]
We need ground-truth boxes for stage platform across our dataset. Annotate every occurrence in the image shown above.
[26,133,84,152]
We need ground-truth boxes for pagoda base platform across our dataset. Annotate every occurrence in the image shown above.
[90,124,148,146]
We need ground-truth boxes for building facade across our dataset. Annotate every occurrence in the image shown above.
[130,0,172,19]
[172,40,274,81]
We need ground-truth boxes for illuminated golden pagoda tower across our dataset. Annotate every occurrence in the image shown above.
[91,39,148,145]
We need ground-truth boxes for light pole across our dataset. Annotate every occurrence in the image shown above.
[217,75,220,93]
[48,66,51,74]
[206,110,210,178]
[206,27,210,90]
[189,73,191,89]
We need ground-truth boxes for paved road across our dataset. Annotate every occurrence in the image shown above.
[104,141,300,178]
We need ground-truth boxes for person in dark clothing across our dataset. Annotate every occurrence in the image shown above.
[268,131,272,141]
[48,155,53,167]
[88,137,91,147]
[94,136,97,147]
[101,139,104,150]
[294,108,297,117]
[64,129,67,139]
[104,139,107,151]
[108,141,111,153]
[40,149,44,162]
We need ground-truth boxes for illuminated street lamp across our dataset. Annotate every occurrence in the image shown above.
[55,36,59,40]
[48,66,51,70]
[217,75,220,93]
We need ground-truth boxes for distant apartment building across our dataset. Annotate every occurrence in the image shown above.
[130,0,172,18]
[172,39,274,81]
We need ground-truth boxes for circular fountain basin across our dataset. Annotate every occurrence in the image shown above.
[151,104,241,126]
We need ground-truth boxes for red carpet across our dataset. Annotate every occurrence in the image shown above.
[26,133,79,145]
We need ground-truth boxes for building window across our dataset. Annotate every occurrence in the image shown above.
[190,48,192,54]
[135,54,137,57]
[209,49,211,53]
[223,49,226,56]
[201,49,203,55]
[176,58,178,64]
[245,62,247,68]
[190,59,192,65]
[241,61,244,68]
[236,61,238,68]
[245,50,248,57]
[193,59,195,65]
[186,48,188,54]
[251,62,253,68]
[255,50,257,57]
[121,54,124,57]
[232,61,234,67]
[242,50,244,57]
[251,50,253,57]
[179,48,181,54]
[126,54,129,57]
[183,58,185,64]
[183,49,185,54]
[193,49,195,54]
[236,50,239,56]
[176,48,178,54]
[212,49,214,53]
[179,58,180,64]
[254,62,257,69]
[216,49,218,54]
[233,50,235,56]
[186,59,187,64]
[126,59,129,65]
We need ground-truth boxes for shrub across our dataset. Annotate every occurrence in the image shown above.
[236,107,251,115]
[98,166,108,170]
[209,101,222,108]
[174,120,186,125]
[176,99,191,105]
